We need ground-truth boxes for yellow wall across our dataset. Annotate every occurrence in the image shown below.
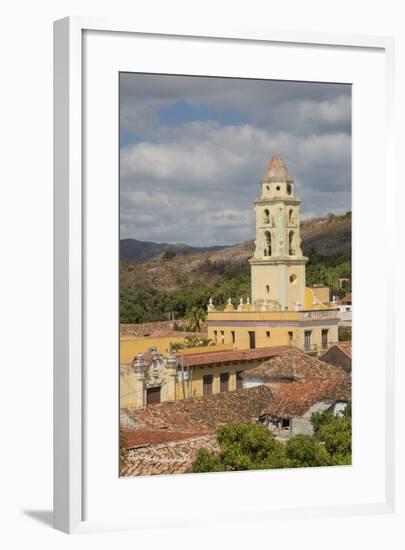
[208,324,296,350]
[207,307,339,354]
[250,261,307,311]
[179,343,233,355]
[310,286,330,304]
[120,336,186,363]
[120,364,144,409]
[175,360,265,399]
[121,337,233,364]
[295,323,338,351]
[120,363,177,409]
[304,287,332,309]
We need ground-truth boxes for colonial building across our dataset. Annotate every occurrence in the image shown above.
[241,347,350,437]
[207,156,339,353]
[120,345,287,409]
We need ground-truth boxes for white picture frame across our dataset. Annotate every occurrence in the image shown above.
[54,17,396,534]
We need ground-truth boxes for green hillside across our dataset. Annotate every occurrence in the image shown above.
[120,212,351,324]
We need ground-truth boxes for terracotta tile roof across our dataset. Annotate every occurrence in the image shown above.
[124,429,208,448]
[260,377,351,418]
[121,435,219,477]
[125,385,274,437]
[241,347,346,381]
[180,346,288,367]
[120,376,351,477]
[334,342,352,358]
[120,320,189,337]
[121,386,276,476]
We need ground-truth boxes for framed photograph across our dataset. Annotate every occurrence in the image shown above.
[54,17,396,534]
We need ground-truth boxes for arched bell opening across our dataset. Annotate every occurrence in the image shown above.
[288,230,294,255]
[264,230,272,257]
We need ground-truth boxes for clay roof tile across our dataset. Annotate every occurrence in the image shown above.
[264,155,289,179]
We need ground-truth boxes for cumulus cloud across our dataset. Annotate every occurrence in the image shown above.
[120,74,351,246]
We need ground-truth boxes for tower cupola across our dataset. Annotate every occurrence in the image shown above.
[261,155,295,199]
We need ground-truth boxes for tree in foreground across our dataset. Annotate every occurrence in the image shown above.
[192,423,287,473]
[191,405,352,473]
[285,434,331,468]
[311,405,352,465]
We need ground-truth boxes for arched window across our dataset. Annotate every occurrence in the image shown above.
[287,183,292,195]
[288,209,294,224]
[264,231,272,256]
[288,231,294,255]
[263,209,270,224]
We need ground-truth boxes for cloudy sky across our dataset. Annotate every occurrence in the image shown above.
[120,73,351,247]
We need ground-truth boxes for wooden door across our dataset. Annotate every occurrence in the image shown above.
[203,375,213,396]
[146,386,161,405]
[220,372,229,393]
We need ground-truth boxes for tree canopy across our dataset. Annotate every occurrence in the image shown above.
[120,246,351,324]
[119,273,251,324]
[161,249,176,261]
[192,404,351,473]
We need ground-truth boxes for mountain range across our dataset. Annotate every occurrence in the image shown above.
[120,213,351,291]
[120,239,229,262]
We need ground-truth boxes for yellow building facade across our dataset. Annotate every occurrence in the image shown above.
[120,346,285,409]
[207,156,338,353]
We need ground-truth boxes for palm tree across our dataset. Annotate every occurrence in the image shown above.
[186,307,206,332]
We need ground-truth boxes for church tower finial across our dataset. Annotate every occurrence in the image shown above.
[249,156,308,311]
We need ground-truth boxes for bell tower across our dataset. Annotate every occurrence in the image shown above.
[249,156,308,311]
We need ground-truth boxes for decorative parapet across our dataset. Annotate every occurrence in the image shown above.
[224,298,235,312]
[242,297,253,311]
[255,298,282,312]
[298,310,339,320]
[206,299,339,319]
[206,309,339,323]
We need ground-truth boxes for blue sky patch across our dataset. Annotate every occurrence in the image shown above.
[159,100,246,127]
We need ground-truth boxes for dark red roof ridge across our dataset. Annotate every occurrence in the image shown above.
[181,346,288,367]
[261,376,351,417]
